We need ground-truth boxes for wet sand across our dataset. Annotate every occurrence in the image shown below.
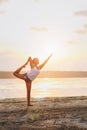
[0,96,87,130]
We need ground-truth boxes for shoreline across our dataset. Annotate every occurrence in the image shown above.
[0,96,87,130]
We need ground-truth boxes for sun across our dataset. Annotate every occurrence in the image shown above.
[37,42,57,60]
[46,43,72,64]
[19,40,70,64]
[40,42,68,61]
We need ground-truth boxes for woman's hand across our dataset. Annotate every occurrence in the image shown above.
[23,57,31,68]
[28,57,31,62]
[39,53,53,69]
[46,53,53,62]
[47,53,53,60]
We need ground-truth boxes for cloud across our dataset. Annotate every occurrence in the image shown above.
[0,50,16,56]
[0,0,8,4]
[0,10,5,14]
[33,0,39,3]
[74,10,87,17]
[73,10,87,35]
[73,29,87,35]
[0,0,8,14]
[67,41,75,44]
[73,24,87,35]
[84,24,87,29]
[30,27,48,32]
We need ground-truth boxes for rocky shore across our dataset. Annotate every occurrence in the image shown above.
[0,96,87,130]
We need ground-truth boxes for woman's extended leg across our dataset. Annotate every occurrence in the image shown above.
[13,59,29,80]
[25,81,32,106]
[13,64,26,80]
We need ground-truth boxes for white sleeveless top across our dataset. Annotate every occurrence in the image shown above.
[27,67,40,81]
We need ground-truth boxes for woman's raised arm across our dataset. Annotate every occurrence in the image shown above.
[39,53,52,70]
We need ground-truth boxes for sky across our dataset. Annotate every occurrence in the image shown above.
[0,0,87,71]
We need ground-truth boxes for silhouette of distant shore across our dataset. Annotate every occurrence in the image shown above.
[0,71,87,78]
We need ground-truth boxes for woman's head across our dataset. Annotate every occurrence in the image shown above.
[33,58,39,65]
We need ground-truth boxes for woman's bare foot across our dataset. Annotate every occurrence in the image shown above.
[23,57,30,68]
[28,104,33,106]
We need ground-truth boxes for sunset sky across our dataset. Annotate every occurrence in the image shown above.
[0,0,87,71]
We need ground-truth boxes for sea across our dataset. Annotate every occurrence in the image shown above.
[0,78,87,99]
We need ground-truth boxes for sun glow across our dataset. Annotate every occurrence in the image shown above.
[40,42,70,61]
[19,42,71,65]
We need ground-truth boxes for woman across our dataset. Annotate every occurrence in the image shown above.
[13,54,52,106]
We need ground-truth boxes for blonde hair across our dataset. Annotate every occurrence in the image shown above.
[33,58,39,64]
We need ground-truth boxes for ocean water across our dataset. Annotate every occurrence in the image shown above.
[0,78,87,99]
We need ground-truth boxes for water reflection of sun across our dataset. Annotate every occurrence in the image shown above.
[32,80,52,98]
[35,91,51,98]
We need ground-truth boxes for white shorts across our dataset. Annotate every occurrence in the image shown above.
[23,74,31,82]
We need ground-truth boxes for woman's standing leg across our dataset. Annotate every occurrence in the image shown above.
[25,81,32,106]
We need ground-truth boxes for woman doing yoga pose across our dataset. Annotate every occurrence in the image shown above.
[13,54,52,106]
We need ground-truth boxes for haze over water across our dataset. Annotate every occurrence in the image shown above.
[0,78,87,99]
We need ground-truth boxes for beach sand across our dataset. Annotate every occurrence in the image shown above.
[0,96,87,130]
